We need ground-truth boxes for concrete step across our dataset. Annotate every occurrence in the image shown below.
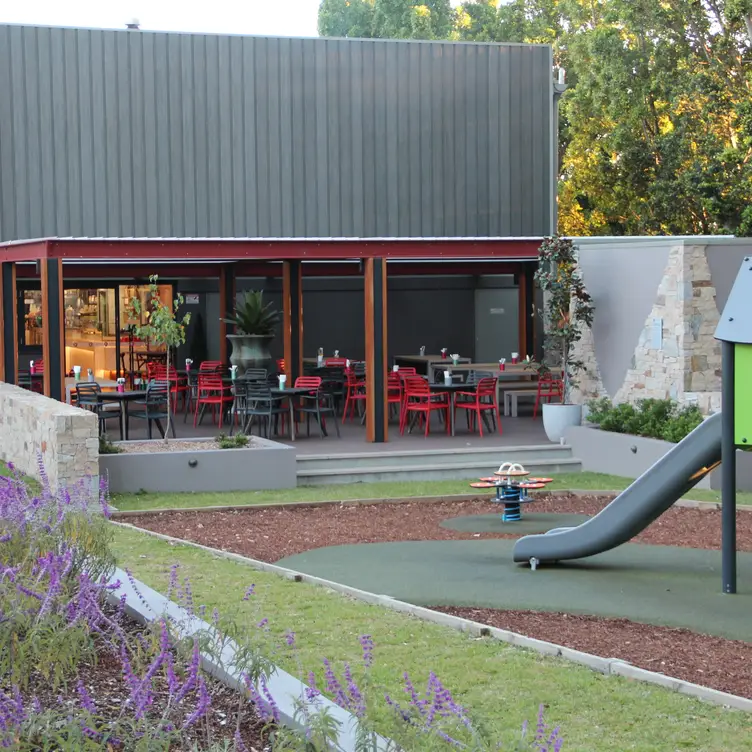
[296,456,582,486]
[297,443,573,472]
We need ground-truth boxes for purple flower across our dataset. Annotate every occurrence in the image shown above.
[76,681,96,713]
[359,634,374,668]
[285,631,296,647]
[182,676,211,729]
[242,584,256,601]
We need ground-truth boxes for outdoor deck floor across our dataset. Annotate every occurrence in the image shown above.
[120,403,554,454]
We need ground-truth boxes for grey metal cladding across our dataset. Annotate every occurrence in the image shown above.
[0,25,554,242]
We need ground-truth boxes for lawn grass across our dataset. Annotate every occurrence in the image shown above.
[112,524,752,752]
[112,471,752,511]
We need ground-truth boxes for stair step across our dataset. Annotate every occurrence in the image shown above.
[296,457,582,486]
[297,444,573,470]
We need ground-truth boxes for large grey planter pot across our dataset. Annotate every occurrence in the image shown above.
[542,403,582,443]
[227,333,273,375]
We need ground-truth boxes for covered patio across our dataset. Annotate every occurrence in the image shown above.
[0,236,543,443]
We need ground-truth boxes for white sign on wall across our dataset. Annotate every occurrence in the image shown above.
[185,294,200,305]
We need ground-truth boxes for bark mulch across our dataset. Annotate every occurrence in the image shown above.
[431,606,752,700]
[123,494,752,701]
[123,493,752,564]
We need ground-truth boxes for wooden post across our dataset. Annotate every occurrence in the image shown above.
[282,261,303,386]
[40,258,65,400]
[364,258,388,443]
[1,262,18,384]
[219,264,236,367]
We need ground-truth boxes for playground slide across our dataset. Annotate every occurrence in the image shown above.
[512,411,723,565]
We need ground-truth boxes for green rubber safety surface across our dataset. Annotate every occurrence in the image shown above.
[278,539,752,641]
[441,513,590,535]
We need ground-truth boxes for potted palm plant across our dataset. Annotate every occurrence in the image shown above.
[222,290,280,375]
[534,236,595,442]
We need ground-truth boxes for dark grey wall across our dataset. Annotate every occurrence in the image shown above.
[177,275,497,366]
[0,24,554,242]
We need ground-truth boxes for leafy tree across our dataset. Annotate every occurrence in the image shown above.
[318,0,375,38]
[127,276,191,443]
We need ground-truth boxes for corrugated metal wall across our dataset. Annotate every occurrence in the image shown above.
[0,24,553,242]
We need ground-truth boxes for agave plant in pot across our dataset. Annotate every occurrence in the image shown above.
[222,290,280,375]
[534,235,595,442]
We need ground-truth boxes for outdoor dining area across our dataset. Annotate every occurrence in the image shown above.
[0,236,550,445]
[24,349,563,444]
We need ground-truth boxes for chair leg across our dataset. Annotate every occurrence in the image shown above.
[476,404,484,437]
[147,419,153,440]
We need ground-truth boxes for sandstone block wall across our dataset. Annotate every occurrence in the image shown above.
[571,242,727,413]
[0,382,98,491]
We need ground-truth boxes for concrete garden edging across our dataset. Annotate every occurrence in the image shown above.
[100,437,296,493]
[106,567,389,752]
[566,425,752,491]
[109,491,750,520]
[114,522,752,714]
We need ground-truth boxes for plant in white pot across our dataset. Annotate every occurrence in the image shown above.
[222,290,280,375]
[533,235,595,442]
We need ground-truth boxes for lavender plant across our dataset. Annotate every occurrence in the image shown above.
[1,460,564,751]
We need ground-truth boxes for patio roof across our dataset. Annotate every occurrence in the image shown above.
[0,236,543,263]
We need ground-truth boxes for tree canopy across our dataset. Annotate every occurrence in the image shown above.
[318,0,752,236]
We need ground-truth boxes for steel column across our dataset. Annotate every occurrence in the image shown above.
[721,340,737,594]
[219,264,236,367]
[1,263,18,384]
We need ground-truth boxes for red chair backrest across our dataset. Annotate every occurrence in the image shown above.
[538,377,563,394]
[200,361,222,372]
[276,359,286,374]
[295,376,322,389]
[476,377,498,396]
[198,374,223,389]
[387,373,402,393]
[325,358,347,366]
[403,376,429,396]
[396,367,417,377]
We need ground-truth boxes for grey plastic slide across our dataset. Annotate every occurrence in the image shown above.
[513,412,723,565]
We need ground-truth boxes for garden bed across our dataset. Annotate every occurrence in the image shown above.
[123,493,752,561]
[123,494,752,699]
[100,436,296,493]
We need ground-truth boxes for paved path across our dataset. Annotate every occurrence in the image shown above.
[278,539,752,641]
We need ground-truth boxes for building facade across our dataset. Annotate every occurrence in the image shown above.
[0,24,556,242]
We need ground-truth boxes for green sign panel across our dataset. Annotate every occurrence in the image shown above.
[735,344,752,447]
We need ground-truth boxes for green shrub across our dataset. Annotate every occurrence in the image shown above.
[586,397,704,443]
[216,433,250,449]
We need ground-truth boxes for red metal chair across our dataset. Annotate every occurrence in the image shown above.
[342,369,367,423]
[454,377,501,437]
[276,359,286,375]
[400,376,449,437]
[534,377,563,418]
[325,357,348,366]
[193,373,233,428]
[396,367,418,378]
[153,364,189,412]
[199,360,223,373]
[387,372,402,419]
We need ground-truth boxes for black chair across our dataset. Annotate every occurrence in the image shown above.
[75,383,123,439]
[128,380,175,439]
[234,380,288,438]
[297,387,341,439]
[243,368,268,382]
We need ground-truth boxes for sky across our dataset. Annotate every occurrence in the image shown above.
[0,0,323,38]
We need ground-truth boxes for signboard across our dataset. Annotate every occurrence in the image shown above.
[185,294,200,305]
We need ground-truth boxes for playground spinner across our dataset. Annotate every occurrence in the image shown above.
[470,462,553,522]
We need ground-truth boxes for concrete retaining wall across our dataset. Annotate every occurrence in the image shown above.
[0,381,98,490]
[566,424,752,491]
[100,437,296,493]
